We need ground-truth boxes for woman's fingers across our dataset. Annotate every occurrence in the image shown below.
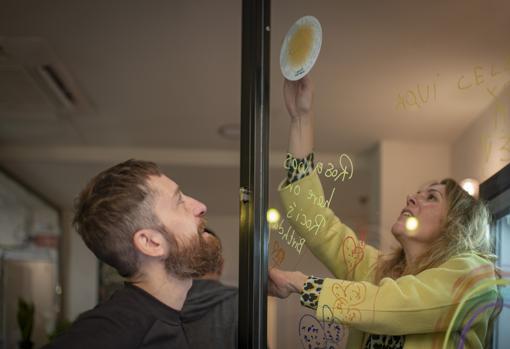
[283,76,314,120]
[268,267,289,298]
[268,279,280,298]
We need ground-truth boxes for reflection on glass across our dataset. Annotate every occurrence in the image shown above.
[269,3,510,342]
[0,171,61,349]
[493,214,510,347]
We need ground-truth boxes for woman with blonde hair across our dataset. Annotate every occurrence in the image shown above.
[269,76,499,349]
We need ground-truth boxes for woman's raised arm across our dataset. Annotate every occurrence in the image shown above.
[284,76,315,158]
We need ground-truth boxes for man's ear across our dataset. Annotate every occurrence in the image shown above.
[133,229,167,257]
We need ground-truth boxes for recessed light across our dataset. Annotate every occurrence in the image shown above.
[218,123,240,140]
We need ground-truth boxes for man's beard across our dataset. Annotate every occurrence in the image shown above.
[160,222,223,279]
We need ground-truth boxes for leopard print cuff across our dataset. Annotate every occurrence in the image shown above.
[285,152,315,185]
[300,275,324,310]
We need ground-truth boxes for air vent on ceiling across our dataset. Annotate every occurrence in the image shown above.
[0,37,93,121]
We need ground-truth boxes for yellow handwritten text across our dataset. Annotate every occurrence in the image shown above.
[284,181,302,196]
[287,201,327,236]
[396,77,438,111]
[480,101,510,163]
[275,218,306,254]
[457,63,510,99]
[307,187,336,209]
[283,153,354,184]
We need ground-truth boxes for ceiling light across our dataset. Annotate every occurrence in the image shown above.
[218,123,240,140]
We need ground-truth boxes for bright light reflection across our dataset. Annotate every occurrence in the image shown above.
[460,178,479,197]
[267,208,281,223]
[405,217,419,232]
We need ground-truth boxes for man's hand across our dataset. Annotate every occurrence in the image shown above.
[268,268,308,299]
[283,75,314,121]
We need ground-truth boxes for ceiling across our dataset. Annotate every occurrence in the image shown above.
[0,0,509,215]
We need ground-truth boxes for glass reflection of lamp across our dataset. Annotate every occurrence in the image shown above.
[266,208,281,233]
[460,178,480,198]
[266,208,280,224]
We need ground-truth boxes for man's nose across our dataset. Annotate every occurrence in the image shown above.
[189,196,207,216]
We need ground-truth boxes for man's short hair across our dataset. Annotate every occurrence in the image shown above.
[73,159,163,277]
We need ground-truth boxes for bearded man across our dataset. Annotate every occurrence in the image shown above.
[44,159,223,349]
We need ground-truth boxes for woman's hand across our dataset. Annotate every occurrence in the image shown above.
[268,268,308,299]
[284,75,314,121]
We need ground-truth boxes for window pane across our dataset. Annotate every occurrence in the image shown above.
[269,2,510,348]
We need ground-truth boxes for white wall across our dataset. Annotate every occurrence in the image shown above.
[379,140,451,252]
[452,96,510,181]
[364,145,381,248]
[61,210,98,321]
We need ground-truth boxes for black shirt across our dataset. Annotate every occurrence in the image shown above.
[181,279,238,349]
[44,283,190,349]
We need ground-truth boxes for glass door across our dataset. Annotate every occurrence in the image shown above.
[492,213,510,348]
[481,162,510,349]
[265,2,510,348]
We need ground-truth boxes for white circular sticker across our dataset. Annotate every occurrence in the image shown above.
[280,16,322,81]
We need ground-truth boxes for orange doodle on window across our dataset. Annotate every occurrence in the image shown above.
[342,236,365,278]
[269,239,286,268]
[331,281,367,322]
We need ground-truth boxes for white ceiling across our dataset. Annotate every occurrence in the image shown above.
[0,0,509,214]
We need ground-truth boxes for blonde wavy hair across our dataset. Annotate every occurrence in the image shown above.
[374,178,496,284]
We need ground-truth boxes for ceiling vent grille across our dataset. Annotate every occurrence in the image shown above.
[0,37,93,121]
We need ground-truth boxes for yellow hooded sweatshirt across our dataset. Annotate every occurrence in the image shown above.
[279,171,498,349]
